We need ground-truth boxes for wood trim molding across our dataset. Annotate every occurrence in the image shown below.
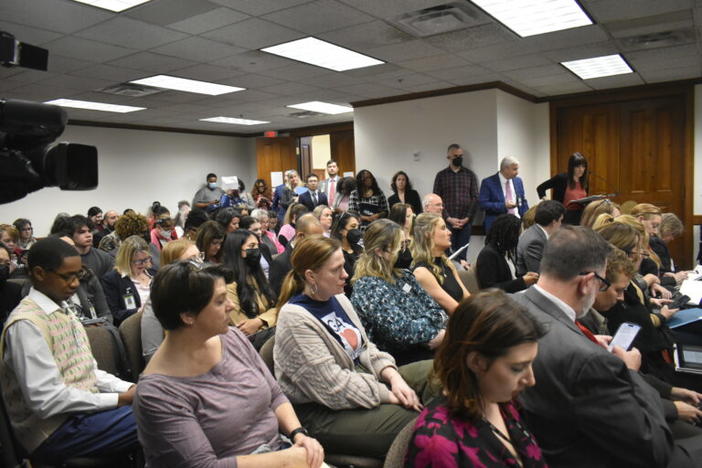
[693,215,702,225]
[68,120,253,138]
[543,78,702,106]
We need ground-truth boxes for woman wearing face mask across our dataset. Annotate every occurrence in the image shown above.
[350,219,446,365]
[220,229,278,350]
[388,203,414,270]
[537,152,589,225]
[406,290,547,468]
[412,213,470,315]
[150,213,178,253]
[331,212,362,296]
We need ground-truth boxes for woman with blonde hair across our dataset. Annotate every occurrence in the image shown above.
[312,204,333,237]
[274,235,436,459]
[580,198,621,228]
[350,219,446,364]
[412,213,469,314]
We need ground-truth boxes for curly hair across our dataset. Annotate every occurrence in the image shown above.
[485,214,521,261]
[114,212,149,241]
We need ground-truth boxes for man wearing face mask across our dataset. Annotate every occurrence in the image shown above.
[432,144,479,263]
[513,226,702,467]
[0,245,22,327]
[192,173,224,212]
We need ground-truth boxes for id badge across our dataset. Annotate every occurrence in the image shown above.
[123,294,137,310]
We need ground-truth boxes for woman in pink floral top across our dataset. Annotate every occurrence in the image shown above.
[406,290,548,468]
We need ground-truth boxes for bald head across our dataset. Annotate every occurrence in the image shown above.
[423,193,444,215]
[295,213,324,242]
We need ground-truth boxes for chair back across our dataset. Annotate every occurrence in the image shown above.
[84,323,132,380]
[119,310,144,381]
[458,267,480,295]
[259,335,275,374]
[383,417,417,468]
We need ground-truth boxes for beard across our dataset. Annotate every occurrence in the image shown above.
[579,289,597,319]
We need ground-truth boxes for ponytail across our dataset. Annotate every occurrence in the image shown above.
[276,270,304,310]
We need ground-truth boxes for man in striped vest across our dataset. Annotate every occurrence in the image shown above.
[0,237,138,462]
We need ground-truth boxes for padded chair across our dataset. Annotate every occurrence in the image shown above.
[84,324,121,376]
[119,310,144,381]
[458,267,480,295]
[382,418,417,468]
[259,334,275,374]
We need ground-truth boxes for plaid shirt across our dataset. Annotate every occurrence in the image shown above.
[432,166,479,220]
[348,189,389,229]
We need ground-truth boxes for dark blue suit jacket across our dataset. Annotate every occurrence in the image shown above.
[478,173,528,232]
[298,190,328,211]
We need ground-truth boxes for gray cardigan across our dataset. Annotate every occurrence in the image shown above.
[274,294,397,410]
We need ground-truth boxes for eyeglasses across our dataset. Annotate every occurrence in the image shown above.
[132,256,152,266]
[48,268,88,282]
[580,271,610,292]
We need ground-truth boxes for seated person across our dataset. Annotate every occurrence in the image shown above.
[195,220,225,264]
[274,235,437,459]
[1,244,24,327]
[101,235,153,326]
[411,213,469,314]
[220,230,277,350]
[141,239,201,363]
[330,212,362,297]
[406,290,548,467]
[513,226,702,467]
[278,203,309,247]
[134,261,324,468]
[240,215,274,278]
[655,213,687,282]
[1,238,137,462]
[388,202,414,269]
[350,219,446,365]
[149,212,178,254]
[476,214,539,293]
[215,207,241,234]
[312,205,333,238]
[579,198,621,229]
[67,215,115,278]
[515,200,564,276]
[269,214,323,296]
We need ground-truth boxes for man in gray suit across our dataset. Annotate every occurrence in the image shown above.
[515,200,564,276]
[513,226,702,467]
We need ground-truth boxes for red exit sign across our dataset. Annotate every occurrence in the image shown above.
[263,131,278,138]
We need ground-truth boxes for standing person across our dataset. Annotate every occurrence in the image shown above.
[432,144,479,263]
[388,171,423,216]
[68,215,114,278]
[192,173,225,213]
[332,176,355,212]
[536,152,589,225]
[348,169,389,230]
[319,159,340,209]
[251,178,273,210]
[13,218,36,250]
[299,174,328,211]
[479,157,529,232]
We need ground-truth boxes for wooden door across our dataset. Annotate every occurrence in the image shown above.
[256,137,298,189]
[330,130,356,176]
[552,89,692,267]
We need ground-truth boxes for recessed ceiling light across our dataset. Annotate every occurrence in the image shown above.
[45,98,145,113]
[561,54,633,79]
[261,37,384,72]
[287,101,353,115]
[200,117,270,126]
[129,75,245,95]
[71,0,153,13]
[470,0,592,37]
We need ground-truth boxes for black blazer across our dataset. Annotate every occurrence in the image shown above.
[474,244,527,293]
[101,270,141,325]
[269,244,293,297]
[536,173,569,203]
[388,190,423,215]
[298,190,328,211]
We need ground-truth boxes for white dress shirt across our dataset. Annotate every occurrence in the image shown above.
[3,288,133,419]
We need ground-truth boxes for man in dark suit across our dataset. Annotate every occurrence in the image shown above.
[298,174,328,211]
[478,157,528,232]
[513,226,702,467]
[269,214,323,296]
[515,200,564,276]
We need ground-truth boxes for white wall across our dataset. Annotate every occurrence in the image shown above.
[1,125,256,236]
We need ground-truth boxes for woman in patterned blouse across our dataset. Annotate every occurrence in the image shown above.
[406,290,548,468]
[348,169,389,230]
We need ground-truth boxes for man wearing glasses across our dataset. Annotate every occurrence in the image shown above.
[0,237,138,464]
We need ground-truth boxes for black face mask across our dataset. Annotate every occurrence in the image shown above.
[244,248,261,268]
[0,264,9,285]
[452,156,463,167]
[346,229,362,247]
[394,247,413,270]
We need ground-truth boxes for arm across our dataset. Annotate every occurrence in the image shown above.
[347,191,360,216]
[101,274,139,323]
[377,191,389,218]
[523,240,545,274]
[536,175,557,199]
[413,267,459,315]
[86,274,113,323]
[478,180,507,214]
[475,249,526,293]
[465,171,479,221]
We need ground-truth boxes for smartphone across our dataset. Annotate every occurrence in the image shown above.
[608,322,641,352]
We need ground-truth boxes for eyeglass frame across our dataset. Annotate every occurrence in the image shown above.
[47,267,88,282]
[579,271,610,292]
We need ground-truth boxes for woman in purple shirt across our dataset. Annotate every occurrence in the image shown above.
[134,261,324,468]
[405,290,548,468]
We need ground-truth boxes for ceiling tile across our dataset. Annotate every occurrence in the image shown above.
[542,42,619,63]
[302,72,365,88]
[0,0,112,34]
[76,17,188,50]
[107,52,198,73]
[208,0,312,16]
[36,73,112,91]
[604,10,692,38]
[0,20,62,44]
[202,18,303,49]
[398,54,470,73]
[258,82,324,96]
[509,64,571,81]
[517,72,581,88]
[43,36,137,63]
[582,0,693,23]
[262,0,374,34]
[167,7,249,34]
[336,0,449,18]
[483,54,553,73]
[341,63,405,78]
[627,44,700,71]
[520,25,611,53]
[73,64,147,83]
[211,51,295,73]
[366,39,444,62]
[151,37,244,62]
[256,62,330,80]
[3,69,58,85]
[424,65,495,82]
[333,82,406,98]
[318,20,412,51]
[425,23,511,53]
[639,64,702,83]
[47,55,94,73]
[126,0,220,26]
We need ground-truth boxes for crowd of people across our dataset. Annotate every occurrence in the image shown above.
[1,147,701,467]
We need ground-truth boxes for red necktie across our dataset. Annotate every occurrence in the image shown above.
[328,178,336,206]
[575,320,598,344]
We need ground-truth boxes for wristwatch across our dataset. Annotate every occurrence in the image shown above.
[288,426,308,441]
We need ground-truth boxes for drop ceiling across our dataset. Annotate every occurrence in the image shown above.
[1,0,701,135]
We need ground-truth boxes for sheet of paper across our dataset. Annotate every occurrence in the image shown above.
[343,171,354,177]
[679,279,702,305]
[220,176,239,191]
[271,171,283,187]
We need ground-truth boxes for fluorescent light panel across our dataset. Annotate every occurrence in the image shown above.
[45,99,145,113]
[287,101,353,115]
[71,0,152,12]
[561,54,633,79]
[261,37,384,72]
[471,0,592,37]
[200,117,270,126]
[129,75,244,95]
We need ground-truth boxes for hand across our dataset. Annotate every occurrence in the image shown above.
[612,346,641,371]
[650,283,672,299]
[650,297,672,309]
[522,272,539,286]
[660,305,679,320]
[673,401,702,424]
[237,318,264,336]
[671,387,702,405]
[505,201,517,209]
[293,435,324,468]
[209,199,218,205]
[459,260,470,270]
[594,335,612,350]
[389,374,422,412]
[117,385,136,406]
[427,329,445,350]
[446,217,458,228]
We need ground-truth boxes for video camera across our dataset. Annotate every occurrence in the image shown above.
[1,31,98,204]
